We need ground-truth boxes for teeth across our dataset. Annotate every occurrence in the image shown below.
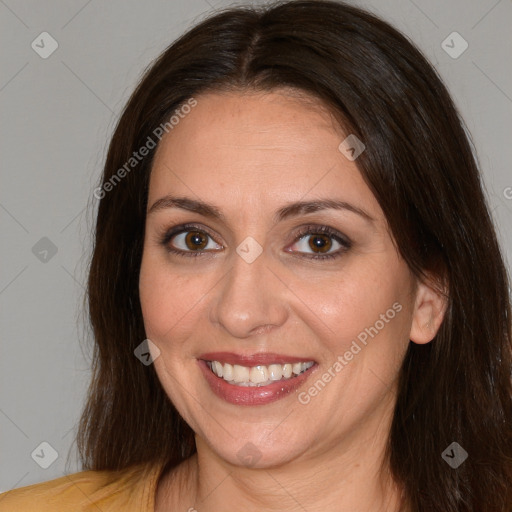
[213,361,223,378]
[222,363,233,381]
[207,360,314,387]
[250,365,269,384]
[282,363,292,378]
[268,364,282,381]
[233,364,250,383]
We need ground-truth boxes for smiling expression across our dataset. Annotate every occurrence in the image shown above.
[139,89,420,467]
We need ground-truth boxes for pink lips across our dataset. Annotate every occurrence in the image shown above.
[198,352,318,406]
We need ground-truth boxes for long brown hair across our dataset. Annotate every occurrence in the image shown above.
[77,1,512,510]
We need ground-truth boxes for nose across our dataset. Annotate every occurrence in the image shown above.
[209,248,289,339]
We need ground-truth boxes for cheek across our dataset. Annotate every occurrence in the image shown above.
[139,258,167,335]
[296,263,405,345]
[139,255,184,341]
[288,266,412,391]
[139,253,213,351]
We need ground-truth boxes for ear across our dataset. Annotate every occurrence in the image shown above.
[409,275,448,345]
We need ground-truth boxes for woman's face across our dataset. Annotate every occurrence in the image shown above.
[139,90,431,468]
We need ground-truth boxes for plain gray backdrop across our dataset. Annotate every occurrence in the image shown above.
[1,0,511,492]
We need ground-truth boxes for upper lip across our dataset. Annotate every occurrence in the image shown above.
[199,352,317,366]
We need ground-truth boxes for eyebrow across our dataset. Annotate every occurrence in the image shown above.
[147,195,374,223]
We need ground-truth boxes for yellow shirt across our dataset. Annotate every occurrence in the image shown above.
[0,459,167,511]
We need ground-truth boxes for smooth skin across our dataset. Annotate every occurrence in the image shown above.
[138,89,447,512]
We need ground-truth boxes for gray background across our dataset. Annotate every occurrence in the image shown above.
[1,0,511,492]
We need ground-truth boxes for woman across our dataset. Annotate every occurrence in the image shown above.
[1,0,510,510]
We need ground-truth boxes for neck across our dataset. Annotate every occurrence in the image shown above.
[156,407,405,512]
[193,448,402,511]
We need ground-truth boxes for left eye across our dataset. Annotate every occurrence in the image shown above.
[289,232,344,255]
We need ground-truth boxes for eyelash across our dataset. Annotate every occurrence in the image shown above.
[158,223,351,260]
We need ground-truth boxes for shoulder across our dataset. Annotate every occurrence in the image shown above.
[0,461,164,512]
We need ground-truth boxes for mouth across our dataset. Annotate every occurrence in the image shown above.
[206,360,315,387]
[198,352,318,406]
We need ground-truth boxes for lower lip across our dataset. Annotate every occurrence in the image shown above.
[198,360,317,406]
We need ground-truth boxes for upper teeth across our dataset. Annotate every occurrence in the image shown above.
[207,361,314,387]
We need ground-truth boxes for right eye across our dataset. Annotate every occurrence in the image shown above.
[161,225,223,257]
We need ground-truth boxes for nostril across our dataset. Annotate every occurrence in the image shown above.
[250,324,274,336]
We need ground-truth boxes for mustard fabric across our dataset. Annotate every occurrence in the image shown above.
[0,460,167,511]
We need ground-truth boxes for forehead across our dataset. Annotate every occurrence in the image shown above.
[148,90,380,219]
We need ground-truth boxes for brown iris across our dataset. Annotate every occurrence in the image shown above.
[309,234,332,253]
[185,231,208,250]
